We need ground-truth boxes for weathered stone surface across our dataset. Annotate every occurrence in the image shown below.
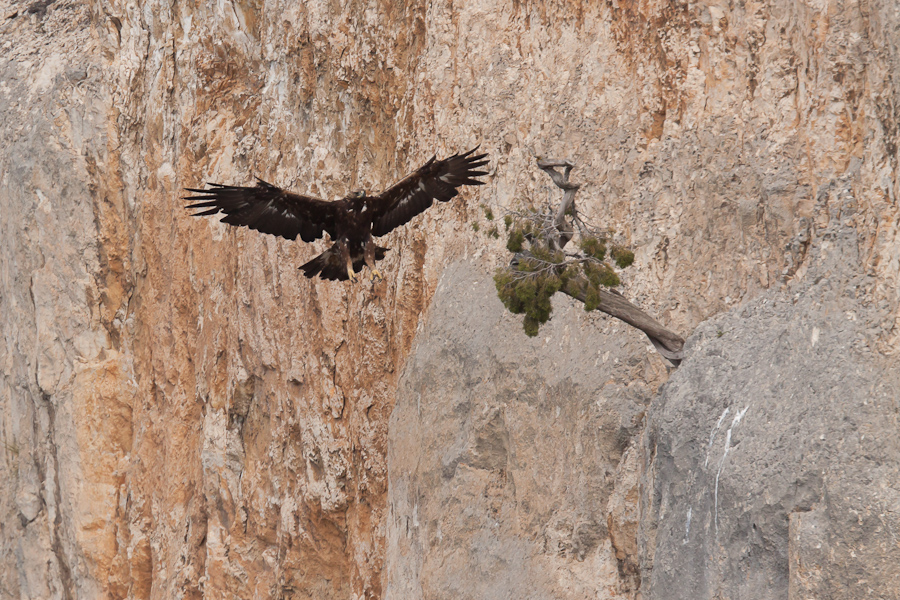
[2,0,900,597]
[640,202,900,599]
[2,0,438,596]
[385,261,667,600]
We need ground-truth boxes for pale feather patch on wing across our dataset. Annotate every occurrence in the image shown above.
[371,147,488,236]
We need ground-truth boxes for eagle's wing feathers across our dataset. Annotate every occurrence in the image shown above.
[371,147,488,237]
[184,178,340,242]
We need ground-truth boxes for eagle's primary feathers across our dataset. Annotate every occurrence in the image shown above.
[184,148,489,281]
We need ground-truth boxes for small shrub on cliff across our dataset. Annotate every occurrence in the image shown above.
[495,211,633,337]
[488,158,685,364]
[610,246,635,268]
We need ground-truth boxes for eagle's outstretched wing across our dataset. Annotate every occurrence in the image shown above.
[370,147,489,237]
[184,178,341,242]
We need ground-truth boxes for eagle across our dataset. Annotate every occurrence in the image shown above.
[184,148,489,282]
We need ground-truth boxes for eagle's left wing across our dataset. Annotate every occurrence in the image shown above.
[370,147,489,237]
[184,178,341,242]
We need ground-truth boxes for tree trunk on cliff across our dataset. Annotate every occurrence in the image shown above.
[562,277,685,362]
[536,158,686,364]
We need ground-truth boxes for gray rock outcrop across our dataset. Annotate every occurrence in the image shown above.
[642,191,900,599]
[386,261,664,599]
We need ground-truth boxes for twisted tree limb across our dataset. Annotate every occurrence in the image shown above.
[537,157,685,365]
[562,277,685,363]
[538,159,579,250]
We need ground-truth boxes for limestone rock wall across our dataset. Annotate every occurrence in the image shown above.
[639,203,900,599]
[1,0,899,598]
[385,261,665,600]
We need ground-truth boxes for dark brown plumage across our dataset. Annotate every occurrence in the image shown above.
[184,148,489,281]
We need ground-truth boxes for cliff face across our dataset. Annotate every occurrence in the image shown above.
[1,0,899,599]
[386,261,664,600]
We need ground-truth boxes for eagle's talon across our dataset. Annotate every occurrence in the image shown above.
[347,266,359,283]
[370,269,383,282]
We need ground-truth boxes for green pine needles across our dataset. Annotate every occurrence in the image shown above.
[471,157,638,337]
[494,209,634,337]
[479,159,683,362]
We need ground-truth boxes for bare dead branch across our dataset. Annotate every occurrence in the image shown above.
[562,276,685,364]
[536,157,686,365]
[538,158,579,250]
[537,159,578,188]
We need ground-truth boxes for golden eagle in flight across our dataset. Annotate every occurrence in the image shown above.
[184,148,488,282]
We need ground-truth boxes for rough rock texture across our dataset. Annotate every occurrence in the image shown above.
[1,1,448,597]
[640,201,900,599]
[386,261,666,600]
[1,0,900,598]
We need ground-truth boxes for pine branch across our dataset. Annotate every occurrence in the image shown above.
[503,156,686,365]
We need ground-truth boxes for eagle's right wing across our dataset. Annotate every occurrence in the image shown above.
[370,147,489,237]
[184,178,341,242]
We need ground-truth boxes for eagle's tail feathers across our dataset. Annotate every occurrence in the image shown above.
[300,248,349,281]
[299,252,332,279]
[300,246,390,281]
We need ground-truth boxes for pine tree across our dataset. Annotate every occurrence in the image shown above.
[492,158,685,365]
